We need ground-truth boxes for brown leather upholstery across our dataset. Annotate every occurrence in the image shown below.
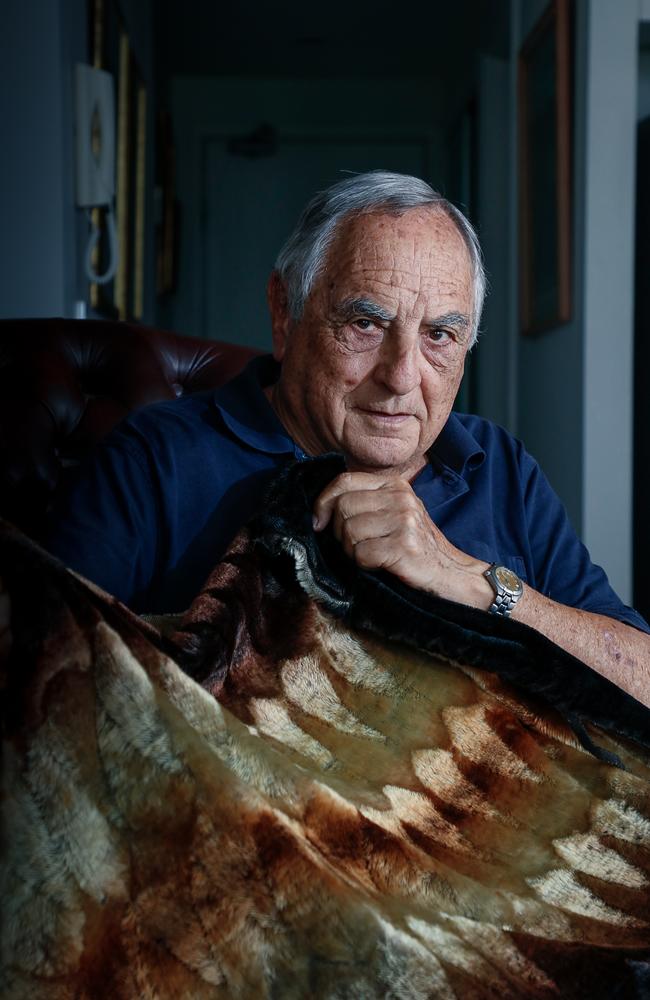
[0,318,260,536]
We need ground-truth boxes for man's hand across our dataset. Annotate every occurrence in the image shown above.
[313,472,492,607]
[313,472,650,709]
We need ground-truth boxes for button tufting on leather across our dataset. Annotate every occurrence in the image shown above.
[0,317,261,535]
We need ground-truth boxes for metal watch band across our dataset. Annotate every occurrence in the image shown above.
[484,563,523,618]
[489,592,519,616]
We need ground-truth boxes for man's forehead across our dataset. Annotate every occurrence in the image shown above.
[325,208,471,276]
[315,209,472,307]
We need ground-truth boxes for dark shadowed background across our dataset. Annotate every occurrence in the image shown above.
[1,0,650,617]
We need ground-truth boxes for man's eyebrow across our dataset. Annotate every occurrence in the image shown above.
[427,311,471,330]
[335,297,395,322]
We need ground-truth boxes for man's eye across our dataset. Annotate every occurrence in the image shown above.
[428,329,453,345]
[353,318,376,331]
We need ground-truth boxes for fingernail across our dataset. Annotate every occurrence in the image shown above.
[312,514,321,531]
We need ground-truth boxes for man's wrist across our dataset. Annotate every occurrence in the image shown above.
[436,558,494,609]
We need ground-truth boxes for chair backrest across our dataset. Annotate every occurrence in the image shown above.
[0,318,260,536]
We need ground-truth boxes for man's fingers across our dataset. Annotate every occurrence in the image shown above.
[350,536,402,574]
[313,472,389,530]
[330,488,399,533]
[333,510,394,558]
[314,472,410,531]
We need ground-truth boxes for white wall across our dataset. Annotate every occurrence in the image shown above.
[639,48,650,120]
[581,1,639,601]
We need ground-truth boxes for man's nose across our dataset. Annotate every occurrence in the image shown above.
[373,336,421,395]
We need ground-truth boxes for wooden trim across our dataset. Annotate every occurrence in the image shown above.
[114,29,131,320]
[89,0,105,311]
[134,84,147,319]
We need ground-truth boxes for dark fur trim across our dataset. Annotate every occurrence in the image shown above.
[250,455,650,764]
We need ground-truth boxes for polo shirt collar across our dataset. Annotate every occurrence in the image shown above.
[428,411,485,477]
[406,413,484,510]
[213,354,295,455]
[213,355,486,475]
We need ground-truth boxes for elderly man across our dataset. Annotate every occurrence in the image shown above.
[44,171,649,706]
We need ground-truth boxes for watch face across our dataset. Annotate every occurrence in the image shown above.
[494,566,521,592]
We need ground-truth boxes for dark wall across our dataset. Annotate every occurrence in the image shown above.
[0,0,84,317]
[0,0,155,322]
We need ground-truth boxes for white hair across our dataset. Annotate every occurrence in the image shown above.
[274,170,486,346]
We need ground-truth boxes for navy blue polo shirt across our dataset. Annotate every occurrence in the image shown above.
[46,356,649,631]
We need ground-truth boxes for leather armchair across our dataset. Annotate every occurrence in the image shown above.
[0,318,259,537]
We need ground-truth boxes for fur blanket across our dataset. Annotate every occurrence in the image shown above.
[2,456,650,998]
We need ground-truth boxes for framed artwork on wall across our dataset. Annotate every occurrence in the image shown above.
[87,0,117,318]
[518,0,572,336]
[114,27,147,321]
[88,0,147,321]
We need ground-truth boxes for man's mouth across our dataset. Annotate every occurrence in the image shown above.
[356,407,414,423]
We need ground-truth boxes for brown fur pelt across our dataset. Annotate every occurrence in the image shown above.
[2,460,650,998]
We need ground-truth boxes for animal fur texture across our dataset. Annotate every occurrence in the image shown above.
[1,456,650,998]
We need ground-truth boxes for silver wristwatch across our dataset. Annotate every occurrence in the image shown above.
[484,563,524,617]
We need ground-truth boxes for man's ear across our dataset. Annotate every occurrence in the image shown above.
[267,271,291,361]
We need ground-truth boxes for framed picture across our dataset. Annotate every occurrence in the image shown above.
[518,0,571,336]
[87,0,118,317]
[114,28,147,321]
[88,0,147,320]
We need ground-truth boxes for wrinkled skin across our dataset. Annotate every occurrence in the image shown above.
[267,207,474,481]
[263,207,650,710]
[266,207,489,606]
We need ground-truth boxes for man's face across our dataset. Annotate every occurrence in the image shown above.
[269,207,474,480]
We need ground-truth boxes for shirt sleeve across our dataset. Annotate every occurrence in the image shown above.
[44,426,162,608]
[520,449,650,633]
